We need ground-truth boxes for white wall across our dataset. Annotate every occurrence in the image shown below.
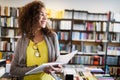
[0,0,120,13]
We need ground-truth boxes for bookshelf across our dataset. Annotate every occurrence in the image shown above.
[0,6,20,70]
[0,5,120,79]
[106,12,120,77]
[49,9,120,78]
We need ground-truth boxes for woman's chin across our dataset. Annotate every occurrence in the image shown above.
[42,26,46,28]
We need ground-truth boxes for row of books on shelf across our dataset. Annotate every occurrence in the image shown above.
[109,33,120,42]
[109,23,120,33]
[59,21,71,30]
[40,10,120,23]
[0,6,20,17]
[52,20,71,30]
[60,43,71,53]
[110,12,120,22]
[64,10,120,22]
[74,12,107,21]
[82,45,120,56]
[0,41,17,51]
[107,46,120,55]
[109,67,120,76]
[56,21,108,31]
[73,22,107,32]
[93,22,107,32]
[56,30,120,44]
[71,55,104,65]
[52,21,120,33]
[83,45,103,54]
[0,17,18,27]
[46,9,105,19]
[73,23,85,31]
[57,31,120,42]
[60,45,120,56]
[64,10,108,21]
[72,51,120,56]
[70,55,119,66]
[0,28,20,37]
[58,32,70,40]
[72,32,104,41]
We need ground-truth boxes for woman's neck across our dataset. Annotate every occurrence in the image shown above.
[33,32,44,44]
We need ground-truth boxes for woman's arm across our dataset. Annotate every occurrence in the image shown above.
[53,32,60,57]
[10,39,36,77]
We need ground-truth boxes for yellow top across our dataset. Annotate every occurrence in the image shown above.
[24,40,55,80]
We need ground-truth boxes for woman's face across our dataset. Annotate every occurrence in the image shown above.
[39,8,47,28]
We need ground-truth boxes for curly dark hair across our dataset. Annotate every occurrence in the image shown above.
[18,1,53,39]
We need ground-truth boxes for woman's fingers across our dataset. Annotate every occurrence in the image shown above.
[50,65,62,73]
[43,65,63,74]
[43,66,52,74]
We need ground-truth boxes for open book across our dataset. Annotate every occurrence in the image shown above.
[25,50,78,75]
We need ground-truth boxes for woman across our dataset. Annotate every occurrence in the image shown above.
[10,1,62,80]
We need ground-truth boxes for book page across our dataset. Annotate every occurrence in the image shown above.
[55,50,78,63]
[25,50,78,75]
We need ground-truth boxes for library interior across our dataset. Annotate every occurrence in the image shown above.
[0,0,120,80]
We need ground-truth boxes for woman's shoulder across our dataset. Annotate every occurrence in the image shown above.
[52,31,57,36]
[45,32,58,40]
[50,32,58,38]
[17,37,29,43]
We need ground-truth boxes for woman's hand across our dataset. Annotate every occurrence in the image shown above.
[43,64,63,74]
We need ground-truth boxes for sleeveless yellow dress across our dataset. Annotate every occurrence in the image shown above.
[24,40,55,80]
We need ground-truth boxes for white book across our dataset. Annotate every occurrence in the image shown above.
[113,23,120,32]
[0,67,5,77]
[25,50,78,75]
